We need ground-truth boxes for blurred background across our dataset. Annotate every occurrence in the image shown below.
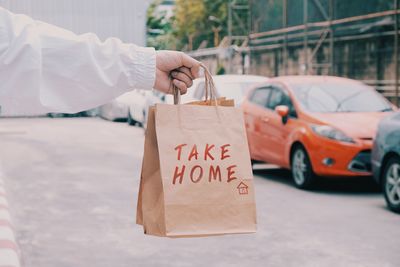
[0,1,399,267]
[148,0,399,105]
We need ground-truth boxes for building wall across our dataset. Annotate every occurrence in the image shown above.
[0,0,150,45]
[194,35,398,103]
[249,36,398,98]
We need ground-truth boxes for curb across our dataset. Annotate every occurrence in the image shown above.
[0,171,21,267]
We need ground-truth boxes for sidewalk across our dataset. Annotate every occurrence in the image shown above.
[0,167,20,267]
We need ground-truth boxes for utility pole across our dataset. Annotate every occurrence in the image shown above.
[227,0,250,74]
[228,0,233,73]
[329,0,334,76]
[303,0,309,74]
[247,0,252,74]
[395,0,399,106]
[283,0,288,74]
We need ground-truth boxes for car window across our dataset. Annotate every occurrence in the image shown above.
[268,86,297,117]
[249,87,271,107]
[216,82,260,105]
[267,88,285,110]
[193,82,205,100]
[289,80,392,113]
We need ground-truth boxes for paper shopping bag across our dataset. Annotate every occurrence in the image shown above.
[136,67,257,237]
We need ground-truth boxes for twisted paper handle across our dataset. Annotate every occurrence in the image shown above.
[200,63,218,103]
[172,63,217,105]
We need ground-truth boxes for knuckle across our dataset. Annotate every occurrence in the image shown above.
[177,81,184,89]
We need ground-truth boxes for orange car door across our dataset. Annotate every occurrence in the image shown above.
[255,101,277,163]
[264,85,298,165]
[243,87,273,161]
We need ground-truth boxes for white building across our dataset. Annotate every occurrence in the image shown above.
[0,0,151,45]
[0,0,151,116]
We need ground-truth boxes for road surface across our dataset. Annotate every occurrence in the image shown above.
[0,118,399,267]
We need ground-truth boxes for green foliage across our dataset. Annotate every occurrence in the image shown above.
[147,0,248,51]
[146,0,175,49]
[173,0,206,50]
[173,0,250,50]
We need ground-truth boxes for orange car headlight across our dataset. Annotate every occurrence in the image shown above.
[311,125,355,144]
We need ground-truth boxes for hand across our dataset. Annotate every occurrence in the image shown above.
[154,50,201,94]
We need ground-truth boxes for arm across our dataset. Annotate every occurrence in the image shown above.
[0,7,199,114]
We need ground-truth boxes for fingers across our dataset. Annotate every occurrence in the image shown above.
[172,79,188,95]
[171,70,193,88]
[180,53,201,78]
[154,50,200,95]
[177,67,194,79]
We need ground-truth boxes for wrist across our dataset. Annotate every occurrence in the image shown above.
[129,46,156,90]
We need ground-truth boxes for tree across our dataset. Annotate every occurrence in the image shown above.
[147,0,251,50]
[173,0,206,50]
[146,0,176,50]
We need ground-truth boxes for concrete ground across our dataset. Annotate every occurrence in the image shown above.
[0,117,399,267]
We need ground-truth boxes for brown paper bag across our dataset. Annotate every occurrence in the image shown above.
[136,67,257,237]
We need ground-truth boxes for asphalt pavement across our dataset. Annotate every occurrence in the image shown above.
[0,117,399,267]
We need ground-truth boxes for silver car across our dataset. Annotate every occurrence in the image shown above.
[99,90,144,122]
[372,111,400,213]
[127,90,165,128]
[165,74,269,106]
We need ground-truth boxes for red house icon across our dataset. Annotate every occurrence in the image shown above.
[237,182,249,195]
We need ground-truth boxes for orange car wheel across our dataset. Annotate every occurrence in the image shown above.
[291,145,317,189]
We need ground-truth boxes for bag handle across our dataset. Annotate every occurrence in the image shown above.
[172,63,218,105]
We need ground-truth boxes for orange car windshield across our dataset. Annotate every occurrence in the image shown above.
[290,81,393,113]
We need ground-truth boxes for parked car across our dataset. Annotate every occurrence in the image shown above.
[127,90,165,128]
[242,75,395,189]
[372,111,400,213]
[99,90,144,121]
[166,74,268,106]
[47,108,99,118]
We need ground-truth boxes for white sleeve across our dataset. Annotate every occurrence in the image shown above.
[0,7,156,114]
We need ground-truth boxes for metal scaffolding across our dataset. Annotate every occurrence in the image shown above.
[395,0,399,104]
[249,0,400,105]
[227,0,251,73]
[187,0,399,104]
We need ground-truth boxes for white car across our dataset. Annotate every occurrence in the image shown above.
[127,90,165,128]
[99,90,145,121]
[166,74,269,106]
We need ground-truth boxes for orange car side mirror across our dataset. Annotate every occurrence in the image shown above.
[275,105,289,124]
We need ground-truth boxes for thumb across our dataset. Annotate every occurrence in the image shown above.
[181,53,201,78]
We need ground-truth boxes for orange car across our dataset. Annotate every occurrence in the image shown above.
[242,76,396,189]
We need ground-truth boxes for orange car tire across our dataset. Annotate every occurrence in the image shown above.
[291,145,317,189]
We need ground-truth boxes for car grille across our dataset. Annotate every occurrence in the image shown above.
[348,150,372,173]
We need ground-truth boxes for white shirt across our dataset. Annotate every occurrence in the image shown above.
[0,7,156,115]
